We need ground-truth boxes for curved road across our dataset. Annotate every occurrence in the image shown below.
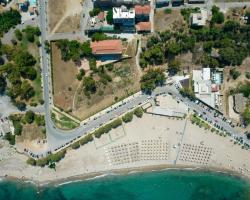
[37,0,250,156]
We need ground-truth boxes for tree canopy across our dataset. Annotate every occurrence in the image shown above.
[0,9,21,36]
[140,69,166,94]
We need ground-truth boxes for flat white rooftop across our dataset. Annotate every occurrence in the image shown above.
[113,6,135,19]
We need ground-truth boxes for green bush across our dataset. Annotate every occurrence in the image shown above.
[36,158,48,167]
[48,150,66,163]
[4,133,15,145]
[134,107,144,118]
[122,112,134,123]
[94,128,105,138]
[110,119,122,128]
[79,134,93,145]
[25,110,35,124]
[14,29,22,41]
[13,121,22,135]
[26,158,36,166]
[164,8,172,14]
[0,9,21,36]
[71,141,80,149]
[246,72,250,79]
[35,115,45,126]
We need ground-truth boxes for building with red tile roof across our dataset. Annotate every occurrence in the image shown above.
[97,11,105,21]
[136,22,151,32]
[134,5,151,15]
[91,40,123,61]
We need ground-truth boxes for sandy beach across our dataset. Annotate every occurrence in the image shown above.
[1,113,250,185]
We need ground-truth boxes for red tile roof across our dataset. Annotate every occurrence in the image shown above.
[91,40,123,55]
[97,12,105,21]
[134,5,151,15]
[211,84,219,92]
[136,22,151,32]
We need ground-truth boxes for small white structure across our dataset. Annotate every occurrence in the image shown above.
[0,118,14,137]
[190,9,208,26]
[113,6,135,26]
[193,68,220,108]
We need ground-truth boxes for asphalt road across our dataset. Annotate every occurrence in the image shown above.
[35,0,250,157]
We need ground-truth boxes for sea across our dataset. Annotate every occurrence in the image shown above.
[0,170,250,200]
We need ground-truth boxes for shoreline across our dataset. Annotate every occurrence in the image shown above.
[1,164,249,187]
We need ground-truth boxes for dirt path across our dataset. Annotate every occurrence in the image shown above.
[49,0,82,34]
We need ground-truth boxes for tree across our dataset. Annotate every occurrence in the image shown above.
[0,9,21,36]
[223,20,240,33]
[0,56,4,65]
[89,8,101,17]
[23,26,41,43]
[0,75,6,94]
[242,106,250,125]
[81,41,91,57]
[14,51,36,67]
[13,121,22,135]
[211,6,224,24]
[106,10,113,24]
[25,110,35,124]
[71,142,80,149]
[219,47,235,66]
[4,133,15,145]
[229,68,241,80]
[167,41,181,56]
[140,69,166,94]
[122,112,133,123]
[14,29,22,41]
[247,132,250,140]
[134,107,144,118]
[91,32,109,41]
[83,76,96,94]
[201,55,219,68]
[76,69,85,81]
[14,101,26,111]
[20,66,37,80]
[44,40,50,53]
[168,59,181,74]
[35,115,45,126]
[20,81,35,100]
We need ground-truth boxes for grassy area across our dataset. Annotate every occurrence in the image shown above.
[52,111,79,130]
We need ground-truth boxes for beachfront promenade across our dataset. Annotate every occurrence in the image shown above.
[1,113,250,183]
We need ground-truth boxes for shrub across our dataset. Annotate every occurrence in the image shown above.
[13,121,22,135]
[134,107,144,118]
[26,158,36,166]
[4,133,15,145]
[36,158,48,167]
[110,119,122,128]
[94,128,105,138]
[164,8,172,14]
[25,110,35,124]
[71,141,80,149]
[14,29,22,41]
[79,134,93,145]
[48,150,66,163]
[122,112,134,123]
[246,72,250,79]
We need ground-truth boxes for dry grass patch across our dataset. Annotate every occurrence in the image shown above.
[51,42,80,112]
[56,14,81,33]
[48,0,82,34]
[16,124,45,142]
[72,40,141,120]
[154,9,185,32]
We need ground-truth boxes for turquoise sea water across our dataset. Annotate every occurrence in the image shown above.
[0,170,250,200]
